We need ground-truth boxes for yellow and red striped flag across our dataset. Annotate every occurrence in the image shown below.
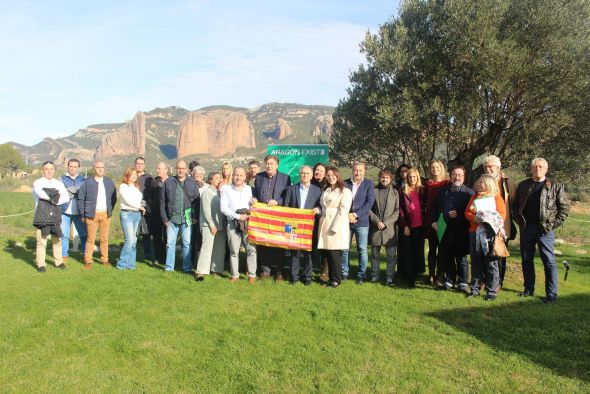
[248,202,315,251]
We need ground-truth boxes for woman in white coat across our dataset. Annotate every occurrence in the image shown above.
[317,167,353,288]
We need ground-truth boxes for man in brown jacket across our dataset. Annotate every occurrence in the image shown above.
[482,155,516,288]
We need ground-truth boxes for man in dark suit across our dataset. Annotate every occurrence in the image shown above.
[430,166,474,291]
[342,161,376,284]
[252,154,292,280]
[284,166,322,285]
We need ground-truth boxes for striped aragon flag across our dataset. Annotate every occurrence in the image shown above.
[248,202,315,251]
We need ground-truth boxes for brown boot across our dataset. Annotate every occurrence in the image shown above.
[230,277,239,283]
[83,263,92,270]
[248,276,256,284]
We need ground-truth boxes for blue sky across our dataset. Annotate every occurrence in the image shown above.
[0,0,399,145]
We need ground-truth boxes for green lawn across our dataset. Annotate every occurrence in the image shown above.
[1,192,589,392]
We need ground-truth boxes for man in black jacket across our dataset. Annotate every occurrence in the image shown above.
[160,160,199,273]
[252,155,291,280]
[514,158,570,303]
[431,166,474,291]
[145,161,169,265]
[135,156,154,261]
[78,160,117,269]
[284,166,322,285]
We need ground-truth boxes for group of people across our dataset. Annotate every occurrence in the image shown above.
[32,153,569,302]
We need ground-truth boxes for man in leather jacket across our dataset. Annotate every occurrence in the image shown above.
[513,158,570,303]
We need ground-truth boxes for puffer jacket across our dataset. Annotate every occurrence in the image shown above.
[514,178,570,233]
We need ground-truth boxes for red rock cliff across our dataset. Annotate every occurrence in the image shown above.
[176,109,256,158]
[94,111,145,159]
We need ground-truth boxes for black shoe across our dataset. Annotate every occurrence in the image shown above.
[408,283,416,289]
[356,278,364,285]
[519,290,534,297]
[484,295,497,301]
[37,266,46,273]
[342,275,349,281]
[542,297,557,304]
[386,280,394,287]
[466,292,479,298]
[371,277,379,283]
[304,279,312,286]
[288,279,297,285]
[194,274,204,282]
[56,264,66,270]
[327,282,340,288]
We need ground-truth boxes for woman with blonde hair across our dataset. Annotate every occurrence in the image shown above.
[424,159,450,286]
[464,174,506,301]
[221,162,233,186]
[398,167,426,288]
[117,167,145,270]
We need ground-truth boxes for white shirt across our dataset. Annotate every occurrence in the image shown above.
[32,177,69,207]
[351,178,363,200]
[299,183,310,209]
[220,183,252,220]
[119,183,143,210]
[95,177,107,212]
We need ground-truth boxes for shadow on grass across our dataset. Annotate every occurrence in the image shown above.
[4,236,37,269]
[427,293,590,383]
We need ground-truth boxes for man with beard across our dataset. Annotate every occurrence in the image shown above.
[431,166,474,291]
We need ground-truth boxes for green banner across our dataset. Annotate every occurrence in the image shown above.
[267,144,329,184]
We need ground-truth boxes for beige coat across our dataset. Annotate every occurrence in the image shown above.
[317,187,353,250]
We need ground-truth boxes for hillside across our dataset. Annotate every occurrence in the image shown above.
[11,103,334,172]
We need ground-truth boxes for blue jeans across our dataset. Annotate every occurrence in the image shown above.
[165,222,192,272]
[520,223,558,299]
[60,214,87,257]
[341,226,369,279]
[469,232,499,296]
[117,210,141,270]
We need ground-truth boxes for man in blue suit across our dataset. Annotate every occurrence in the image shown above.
[284,166,322,285]
[342,161,376,284]
[252,154,292,280]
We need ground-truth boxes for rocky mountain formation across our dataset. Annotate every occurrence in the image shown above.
[11,103,333,169]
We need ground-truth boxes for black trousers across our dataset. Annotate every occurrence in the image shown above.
[151,222,167,265]
[323,250,342,285]
[257,245,286,275]
[396,229,406,278]
[403,227,424,286]
[291,251,313,281]
[427,233,440,279]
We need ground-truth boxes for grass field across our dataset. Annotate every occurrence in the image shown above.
[1,191,589,392]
